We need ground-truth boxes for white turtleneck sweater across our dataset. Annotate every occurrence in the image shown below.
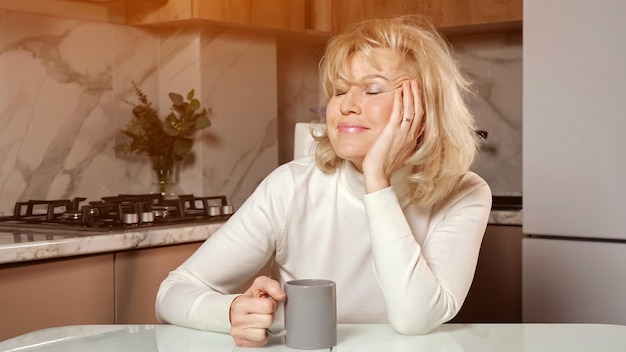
[155,156,492,335]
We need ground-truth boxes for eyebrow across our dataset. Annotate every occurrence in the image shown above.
[335,75,390,86]
[361,74,390,81]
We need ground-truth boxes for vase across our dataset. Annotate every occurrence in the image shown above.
[150,155,182,199]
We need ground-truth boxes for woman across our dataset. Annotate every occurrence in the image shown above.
[156,14,491,347]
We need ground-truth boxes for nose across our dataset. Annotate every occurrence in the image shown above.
[339,88,361,116]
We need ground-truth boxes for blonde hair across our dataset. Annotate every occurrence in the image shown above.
[314,15,478,206]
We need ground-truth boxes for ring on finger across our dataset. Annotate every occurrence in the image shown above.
[403,116,413,123]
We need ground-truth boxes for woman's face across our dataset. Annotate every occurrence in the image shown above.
[325,48,409,170]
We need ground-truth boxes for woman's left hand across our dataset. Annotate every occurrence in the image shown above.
[362,79,424,193]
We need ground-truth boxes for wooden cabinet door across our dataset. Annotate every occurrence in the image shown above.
[0,254,115,341]
[127,0,307,32]
[114,242,203,324]
[126,0,194,25]
[114,242,273,324]
[195,0,306,32]
[332,0,421,34]
[420,0,522,28]
[331,0,522,34]
[451,225,524,323]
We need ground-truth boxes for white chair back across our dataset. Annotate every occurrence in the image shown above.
[293,122,323,160]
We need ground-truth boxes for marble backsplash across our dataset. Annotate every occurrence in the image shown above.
[0,11,278,213]
[451,30,523,196]
[0,10,521,214]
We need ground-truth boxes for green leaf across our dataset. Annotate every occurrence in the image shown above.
[173,138,193,158]
[187,89,194,100]
[195,116,211,130]
[189,98,200,111]
[169,92,184,105]
[163,114,180,136]
[173,103,186,115]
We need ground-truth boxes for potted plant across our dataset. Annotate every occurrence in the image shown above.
[115,82,212,196]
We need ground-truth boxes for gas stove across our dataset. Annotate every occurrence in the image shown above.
[0,194,234,233]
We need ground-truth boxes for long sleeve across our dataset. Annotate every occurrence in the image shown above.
[363,172,492,334]
[155,157,491,335]
[155,165,294,333]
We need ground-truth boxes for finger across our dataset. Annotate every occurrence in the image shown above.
[231,309,275,329]
[232,326,270,347]
[410,80,423,129]
[232,295,278,316]
[234,334,269,348]
[401,80,415,127]
[249,276,286,301]
[392,87,404,126]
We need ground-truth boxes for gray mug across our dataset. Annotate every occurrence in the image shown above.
[269,279,337,350]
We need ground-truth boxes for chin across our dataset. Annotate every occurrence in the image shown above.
[335,151,364,162]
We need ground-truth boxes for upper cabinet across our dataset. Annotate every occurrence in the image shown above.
[420,0,522,29]
[331,0,421,34]
[1,0,521,37]
[126,0,321,33]
[332,0,522,34]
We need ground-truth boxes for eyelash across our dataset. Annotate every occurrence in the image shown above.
[334,88,383,96]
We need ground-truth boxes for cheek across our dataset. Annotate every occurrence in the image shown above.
[325,97,342,121]
[364,96,394,122]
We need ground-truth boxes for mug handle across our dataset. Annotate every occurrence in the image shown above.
[265,295,286,337]
[266,328,286,337]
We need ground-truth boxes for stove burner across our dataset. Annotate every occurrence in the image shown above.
[0,194,234,233]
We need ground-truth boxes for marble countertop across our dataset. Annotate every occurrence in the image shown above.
[0,209,521,265]
[488,209,522,226]
[0,222,225,265]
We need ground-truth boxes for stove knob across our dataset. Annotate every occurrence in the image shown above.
[122,213,139,224]
[208,206,221,216]
[221,205,234,216]
[141,211,154,223]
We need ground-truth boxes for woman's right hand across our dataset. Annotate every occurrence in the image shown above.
[229,276,286,347]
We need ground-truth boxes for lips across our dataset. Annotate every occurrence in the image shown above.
[337,122,369,133]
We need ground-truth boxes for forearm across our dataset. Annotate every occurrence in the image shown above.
[364,186,488,334]
[156,269,240,333]
[370,235,458,334]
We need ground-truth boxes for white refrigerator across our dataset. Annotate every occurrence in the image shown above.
[523,0,626,324]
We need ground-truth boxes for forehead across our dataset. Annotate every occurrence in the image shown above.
[344,48,406,80]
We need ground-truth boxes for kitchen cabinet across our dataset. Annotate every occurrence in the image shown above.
[2,0,520,39]
[331,0,421,35]
[332,0,522,34]
[126,0,321,33]
[450,224,523,323]
[420,0,522,29]
[114,242,273,323]
[0,0,127,24]
[114,242,203,324]
[0,254,115,341]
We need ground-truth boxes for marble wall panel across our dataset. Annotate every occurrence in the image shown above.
[276,41,325,164]
[0,11,279,213]
[0,11,116,211]
[450,30,523,196]
[200,28,278,208]
[111,23,159,195]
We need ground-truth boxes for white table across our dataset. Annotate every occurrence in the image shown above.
[1,323,625,351]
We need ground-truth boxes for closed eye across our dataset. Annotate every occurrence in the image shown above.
[365,85,385,95]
